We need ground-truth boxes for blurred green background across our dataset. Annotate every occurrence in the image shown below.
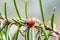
[0,0,60,40]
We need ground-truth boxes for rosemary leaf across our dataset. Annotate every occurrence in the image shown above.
[4,2,8,21]
[0,12,2,16]
[13,0,22,20]
[51,7,56,30]
[12,28,19,40]
[25,27,30,40]
[30,27,34,40]
[39,0,45,26]
[41,26,48,40]
[19,29,25,37]
[25,0,28,19]
[38,30,42,40]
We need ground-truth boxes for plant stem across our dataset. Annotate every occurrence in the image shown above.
[13,0,22,20]
[25,0,28,19]
[39,0,45,26]
[4,2,8,21]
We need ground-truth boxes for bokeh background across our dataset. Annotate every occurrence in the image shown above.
[0,0,60,40]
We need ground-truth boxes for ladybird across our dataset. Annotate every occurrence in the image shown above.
[24,18,35,27]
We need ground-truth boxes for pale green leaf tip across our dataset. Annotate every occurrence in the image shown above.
[52,7,56,13]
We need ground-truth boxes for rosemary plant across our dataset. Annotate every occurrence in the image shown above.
[0,0,59,40]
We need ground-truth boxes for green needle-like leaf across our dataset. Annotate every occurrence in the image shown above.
[6,25,11,40]
[25,27,30,40]
[12,19,25,37]
[0,32,3,40]
[41,26,48,40]
[39,0,45,26]
[0,21,1,31]
[25,0,29,39]
[25,31,28,40]
[0,12,2,16]
[48,7,56,38]
[33,18,41,24]
[51,7,56,30]
[25,32,29,40]
[38,30,42,40]
[4,2,8,21]
[2,33,6,40]
[2,25,11,40]
[12,19,20,24]
[30,27,34,40]
[12,29,19,40]
[13,0,22,20]
[48,31,52,38]
[19,29,25,37]
[12,19,25,26]
[48,21,56,37]
[25,0,28,19]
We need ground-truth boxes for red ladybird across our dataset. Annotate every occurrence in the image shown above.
[24,18,35,27]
